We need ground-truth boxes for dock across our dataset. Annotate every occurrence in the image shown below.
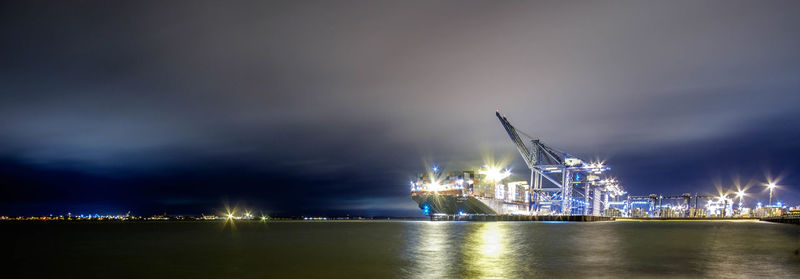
[617,217,759,221]
[431,214,614,222]
[760,215,800,225]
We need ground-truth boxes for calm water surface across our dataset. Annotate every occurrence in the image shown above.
[3,220,799,278]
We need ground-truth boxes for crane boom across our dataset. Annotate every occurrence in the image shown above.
[495,111,562,187]
[495,110,620,216]
[495,111,535,168]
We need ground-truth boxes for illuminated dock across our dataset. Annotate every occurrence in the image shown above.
[431,214,614,222]
[410,110,795,220]
[761,215,800,225]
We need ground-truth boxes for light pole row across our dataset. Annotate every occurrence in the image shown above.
[718,182,779,217]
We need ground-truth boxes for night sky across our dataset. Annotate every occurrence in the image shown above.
[2,1,799,216]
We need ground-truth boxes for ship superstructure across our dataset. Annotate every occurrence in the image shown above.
[410,167,530,215]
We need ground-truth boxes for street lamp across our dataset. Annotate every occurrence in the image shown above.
[767,183,776,206]
[736,190,745,215]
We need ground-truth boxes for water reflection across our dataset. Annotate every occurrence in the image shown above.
[5,221,800,278]
[403,221,799,278]
[572,223,623,275]
[405,222,453,278]
[464,222,514,278]
[404,222,519,278]
[699,221,798,278]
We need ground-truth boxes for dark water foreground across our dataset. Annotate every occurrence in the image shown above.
[3,220,799,278]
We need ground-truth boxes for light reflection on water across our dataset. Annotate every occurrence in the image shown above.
[405,222,520,278]
[571,222,625,277]
[699,222,799,278]
[4,220,799,278]
[406,222,453,278]
[403,221,800,278]
[464,222,514,278]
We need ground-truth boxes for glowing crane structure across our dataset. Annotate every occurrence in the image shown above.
[496,111,624,215]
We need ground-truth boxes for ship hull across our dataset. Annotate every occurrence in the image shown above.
[412,193,529,215]
[412,194,497,215]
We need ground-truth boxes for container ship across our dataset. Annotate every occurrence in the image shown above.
[410,166,531,215]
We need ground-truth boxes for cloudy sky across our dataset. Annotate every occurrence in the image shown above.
[1,0,799,216]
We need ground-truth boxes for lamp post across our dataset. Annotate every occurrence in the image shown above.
[767,183,776,206]
[736,190,745,216]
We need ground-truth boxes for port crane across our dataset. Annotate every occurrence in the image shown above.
[496,111,618,215]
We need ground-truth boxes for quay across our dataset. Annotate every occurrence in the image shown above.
[431,214,614,222]
[617,217,759,221]
[761,215,800,225]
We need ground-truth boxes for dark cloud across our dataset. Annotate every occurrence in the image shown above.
[1,0,799,215]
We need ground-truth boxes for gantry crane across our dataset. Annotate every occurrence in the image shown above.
[496,111,614,215]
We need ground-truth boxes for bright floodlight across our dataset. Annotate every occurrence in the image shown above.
[427,180,443,191]
[480,166,511,182]
[736,190,745,198]
[768,183,776,189]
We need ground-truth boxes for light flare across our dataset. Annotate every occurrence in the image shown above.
[480,165,511,182]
